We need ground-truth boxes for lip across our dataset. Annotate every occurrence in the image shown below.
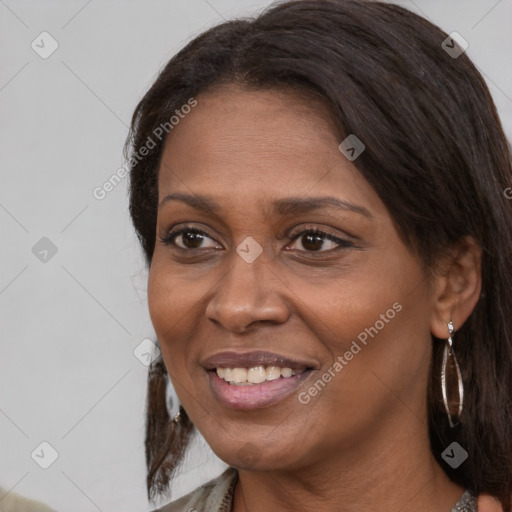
[201,350,317,372]
[201,350,318,410]
[207,368,314,410]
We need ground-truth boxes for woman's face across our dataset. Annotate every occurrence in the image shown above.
[148,85,434,471]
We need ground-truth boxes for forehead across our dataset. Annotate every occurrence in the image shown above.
[156,85,379,213]
[160,86,338,170]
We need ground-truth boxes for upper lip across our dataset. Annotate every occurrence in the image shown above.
[202,351,317,371]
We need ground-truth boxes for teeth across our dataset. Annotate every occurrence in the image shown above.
[266,366,281,381]
[280,368,293,378]
[247,366,266,384]
[215,365,305,385]
[232,368,247,383]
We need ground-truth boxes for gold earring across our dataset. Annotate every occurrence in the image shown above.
[172,410,181,424]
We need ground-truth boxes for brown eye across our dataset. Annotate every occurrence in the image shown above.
[160,227,220,250]
[289,229,352,252]
[178,230,206,249]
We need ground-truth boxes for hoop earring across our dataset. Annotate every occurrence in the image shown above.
[440,320,464,428]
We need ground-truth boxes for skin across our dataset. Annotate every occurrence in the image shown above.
[148,84,486,512]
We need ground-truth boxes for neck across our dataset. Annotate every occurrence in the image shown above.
[232,412,464,512]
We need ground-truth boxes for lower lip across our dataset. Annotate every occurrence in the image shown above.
[207,369,313,410]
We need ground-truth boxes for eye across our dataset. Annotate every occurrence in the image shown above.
[288,228,353,252]
[159,224,353,253]
[160,226,221,250]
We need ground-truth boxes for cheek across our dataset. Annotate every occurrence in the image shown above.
[147,256,202,329]
[279,249,425,353]
[147,260,195,370]
[293,250,432,412]
[323,296,431,441]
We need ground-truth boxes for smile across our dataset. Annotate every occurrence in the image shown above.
[215,366,306,385]
[207,369,314,409]
[202,350,317,409]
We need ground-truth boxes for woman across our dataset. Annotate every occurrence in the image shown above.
[125,0,512,510]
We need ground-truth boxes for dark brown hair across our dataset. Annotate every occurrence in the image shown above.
[126,0,512,508]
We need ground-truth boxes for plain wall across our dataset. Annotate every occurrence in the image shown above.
[1,0,510,510]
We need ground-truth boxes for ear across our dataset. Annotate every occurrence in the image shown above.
[430,236,482,339]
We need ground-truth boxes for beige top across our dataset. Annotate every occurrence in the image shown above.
[153,467,478,512]
[0,486,57,512]
[155,467,237,512]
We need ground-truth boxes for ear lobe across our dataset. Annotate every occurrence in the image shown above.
[430,236,482,339]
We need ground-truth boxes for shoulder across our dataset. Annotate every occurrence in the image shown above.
[0,486,56,512]
[152,467,238,512]
[477,494,505,512]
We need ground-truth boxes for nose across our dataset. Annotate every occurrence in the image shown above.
[205,247,291,333]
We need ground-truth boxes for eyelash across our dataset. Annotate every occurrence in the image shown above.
[159,224,353,253]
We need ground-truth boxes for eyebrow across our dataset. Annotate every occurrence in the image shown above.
[159,192,372,218]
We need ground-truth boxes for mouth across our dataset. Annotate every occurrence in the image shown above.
[202,351,317,410]
[212,365,309,385]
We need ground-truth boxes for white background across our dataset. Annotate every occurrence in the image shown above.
[1,0,511,511]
